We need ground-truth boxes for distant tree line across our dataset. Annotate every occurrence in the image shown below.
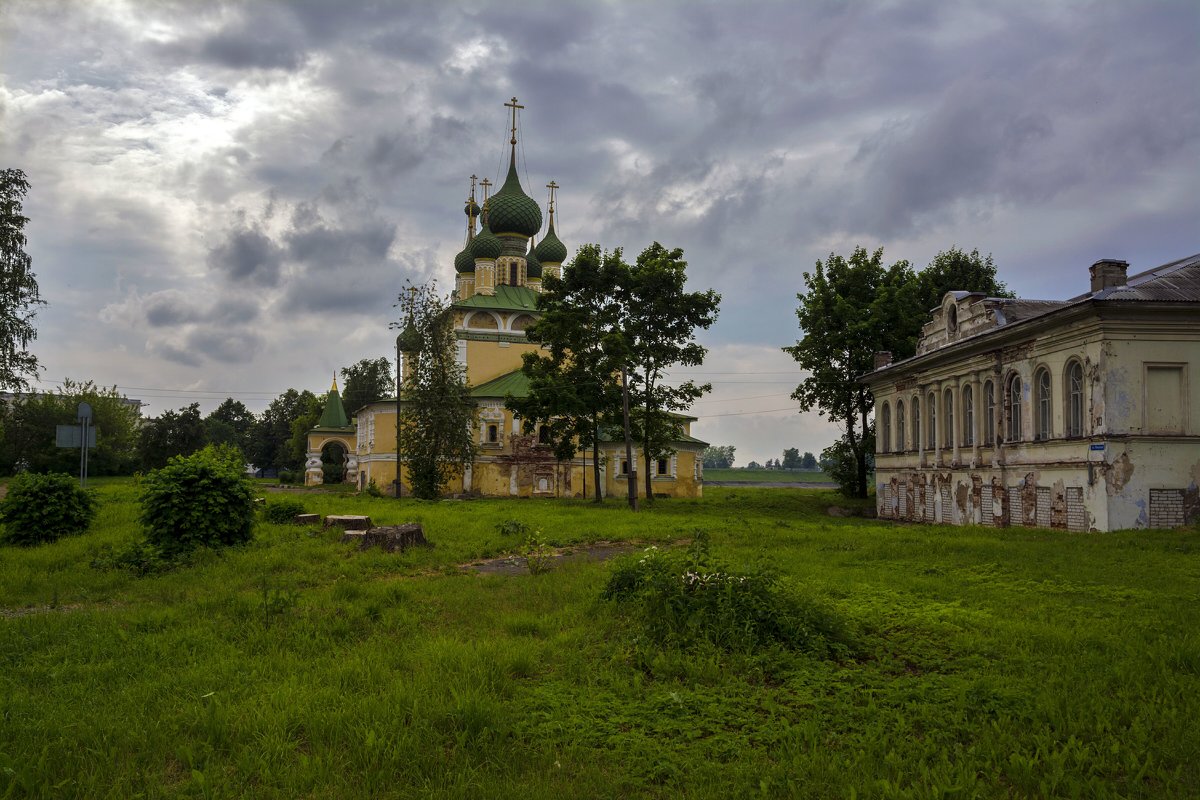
[0,358,393,480]
[701,446,818,471]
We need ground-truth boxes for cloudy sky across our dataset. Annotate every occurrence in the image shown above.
[2,0,1197,465]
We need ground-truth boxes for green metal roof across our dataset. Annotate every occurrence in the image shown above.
[454,284,540,312]
[317,385,349,428]
[470,369,531,399]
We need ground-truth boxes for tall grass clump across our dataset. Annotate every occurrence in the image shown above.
[603,532,853,657]
[140,444,255,555]
[0,471,96,546]
[261,497,307,524]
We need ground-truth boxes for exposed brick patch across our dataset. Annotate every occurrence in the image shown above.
[1008,487,1023,528]
[1149,489,1186,528]
[1066,487,1086,532]
[1036,487,1052,528]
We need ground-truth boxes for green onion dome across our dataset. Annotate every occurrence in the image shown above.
[454,245,475,273]
[396,321,421,354]
[525,241,542,279]
[533,222,567,264]
[470,221,502,261]
[464,199,481,218]
[487,161,542,237]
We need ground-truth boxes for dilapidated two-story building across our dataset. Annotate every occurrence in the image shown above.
[863,254,1200,531]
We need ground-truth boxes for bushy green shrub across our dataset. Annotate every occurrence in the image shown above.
[0,472,96,546]
[603,532,853,656]
[140,445,255,555]
[260,498,307,524]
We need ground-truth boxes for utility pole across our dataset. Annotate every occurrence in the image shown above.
[621,365,637,511]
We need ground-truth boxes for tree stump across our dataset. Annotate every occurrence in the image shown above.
[295,513,320,525]
[344,523,431,552]
[324,515,372,530]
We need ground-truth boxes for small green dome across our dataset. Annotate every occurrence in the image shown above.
[487,161,542,238]
[464,199,480,218]
[534,222,567,264]
[454,245,475,273]
[470,221,502,261]
[396,322,421,354]
[525,241,542,279]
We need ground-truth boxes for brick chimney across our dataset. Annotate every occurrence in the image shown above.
[873,351,893,370]
[1090,259,1129,293]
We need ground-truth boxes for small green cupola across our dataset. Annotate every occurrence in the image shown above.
[525,238,542,279]
[534,180,568,264]
[470,218,502,261]
[318,375,351,428]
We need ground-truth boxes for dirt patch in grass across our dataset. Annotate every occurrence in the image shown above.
[463,541,641,576]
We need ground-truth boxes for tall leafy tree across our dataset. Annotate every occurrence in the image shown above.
[701,445,736,469]
[620,243,719,503]
[204,398,255,453]
[914,246,1012,318]
[138,403,207,469]
[800,451,818,470]
[0,169,43,392]
[0,379,140,475]
[781,448,801,469]
[247,389,318,472]
[509,244,626,502]
[784,247,913,498]
[340,357,393,417]
[393,282,476,499]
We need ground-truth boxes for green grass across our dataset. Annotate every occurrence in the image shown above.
[1,481,1198,798]
[704,467,831,482]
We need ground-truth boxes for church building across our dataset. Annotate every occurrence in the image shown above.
[306,99,706,498]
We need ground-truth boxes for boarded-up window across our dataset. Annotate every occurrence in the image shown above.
[1149,489,1186,528]
[1145,365,1185,433]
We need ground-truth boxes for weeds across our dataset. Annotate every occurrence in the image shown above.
[603,532,854,656]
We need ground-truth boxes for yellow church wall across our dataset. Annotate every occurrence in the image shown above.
[464,339,537,385]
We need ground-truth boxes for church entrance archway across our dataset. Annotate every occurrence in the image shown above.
[321,440,348,484]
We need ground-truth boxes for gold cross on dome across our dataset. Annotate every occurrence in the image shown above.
[546,180,559,214]
[505,96,524,145]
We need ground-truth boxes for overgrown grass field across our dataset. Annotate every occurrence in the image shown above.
[1,481,1197,798]
[704,468,831,482]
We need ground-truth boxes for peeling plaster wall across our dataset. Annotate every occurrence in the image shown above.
[870,299,1200,532]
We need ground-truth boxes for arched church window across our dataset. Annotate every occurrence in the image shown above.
[962,384,974,446]
[880,402,891,453]
[510,263,519,286]
[1035,367,1052,440]
[896,400,906,451]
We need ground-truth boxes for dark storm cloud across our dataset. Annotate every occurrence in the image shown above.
[283,221,394,268]
[207,226,285,287]
[138,290,261,329]
[186,328,263,364]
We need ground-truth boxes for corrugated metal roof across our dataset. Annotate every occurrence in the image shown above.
[1091,252,1200,301]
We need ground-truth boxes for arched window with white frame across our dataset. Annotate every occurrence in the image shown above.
[1005,372,1022,443]
[927,391,937,449]
[896,400,906,451]
[880,402,891,453]
[943,388,955,450]
[912,396,921,451]
[1066,360,1084,437]
[962,384,974,446]
[984,380,996,445]
[1035,367,1052,440]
